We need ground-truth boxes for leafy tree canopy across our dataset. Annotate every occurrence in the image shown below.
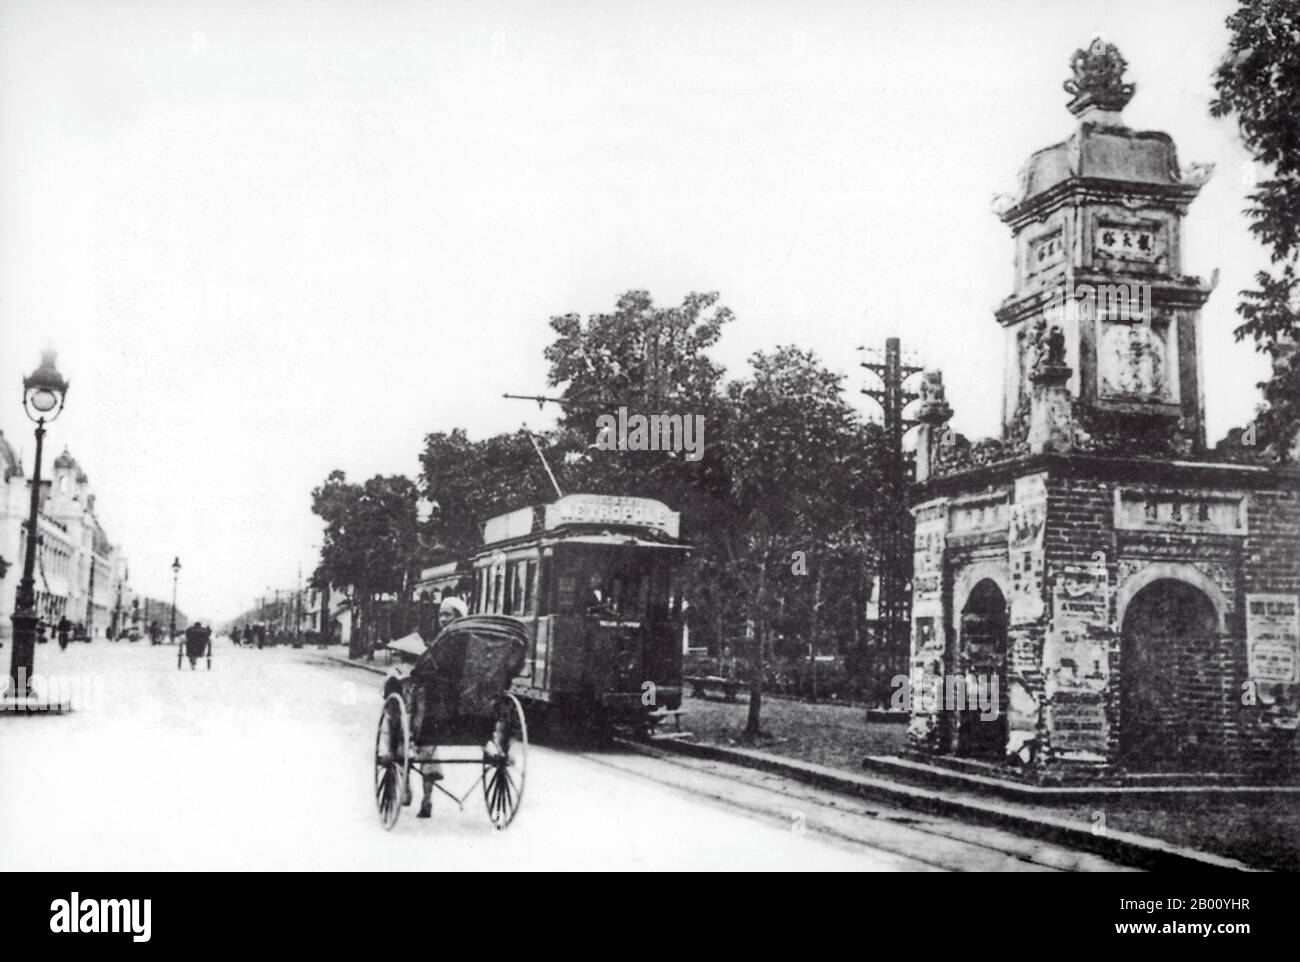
[1211,0,1300,455]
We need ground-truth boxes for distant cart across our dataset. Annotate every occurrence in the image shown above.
[178,628,212,670]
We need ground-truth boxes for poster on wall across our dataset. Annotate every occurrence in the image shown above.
[1052,559,1109,630]
[912,505,947,605]
[1048,691,1109,756]
[1246,593,1300,684]
[1008,474,1046,625]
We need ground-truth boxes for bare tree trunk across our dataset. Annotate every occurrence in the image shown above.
[810,564,823,702]
[745,554,767,738]
[348,595,362,660]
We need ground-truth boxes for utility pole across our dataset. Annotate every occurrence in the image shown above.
[860,336,924,700]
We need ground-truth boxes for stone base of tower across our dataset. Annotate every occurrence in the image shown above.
[906,452,1300,782]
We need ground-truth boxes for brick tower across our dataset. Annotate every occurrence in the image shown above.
[907,38,1300,780]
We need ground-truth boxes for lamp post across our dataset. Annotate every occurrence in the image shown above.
[5,350,70,710]
[170,557,181,644]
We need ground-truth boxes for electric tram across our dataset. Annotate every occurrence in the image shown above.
[467,493,690,732]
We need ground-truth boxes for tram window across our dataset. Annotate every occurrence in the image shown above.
[552,546,673,620]
[557,575,577,613]
[491,567,505,614]
[510,562,529,616]
[524,560,538,615]
[507,561,522,615]
[537,558,552,616]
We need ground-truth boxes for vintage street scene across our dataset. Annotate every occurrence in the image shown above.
[1,0,1298,882]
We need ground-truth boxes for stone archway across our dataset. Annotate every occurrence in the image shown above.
[1119,578,1222,771]
[957,578,1009,759]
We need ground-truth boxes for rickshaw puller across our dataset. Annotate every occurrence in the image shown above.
[405,596,466,817]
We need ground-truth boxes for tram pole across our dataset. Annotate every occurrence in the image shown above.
[524,428,563,499]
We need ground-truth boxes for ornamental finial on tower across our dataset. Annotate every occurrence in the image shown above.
[1063,36,1135,117]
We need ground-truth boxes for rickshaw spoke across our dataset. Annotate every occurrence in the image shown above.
[490,772,504,814]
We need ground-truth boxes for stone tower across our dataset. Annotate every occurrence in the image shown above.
[907,39,1300,781]
[995,36,1216,460]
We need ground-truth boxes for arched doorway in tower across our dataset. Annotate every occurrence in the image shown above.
[1119,578,1221,771]
[957,579,1009,759]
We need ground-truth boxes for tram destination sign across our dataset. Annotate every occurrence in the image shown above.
[544,494,680,538]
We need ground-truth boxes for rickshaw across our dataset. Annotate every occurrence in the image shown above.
[374,614,529,830]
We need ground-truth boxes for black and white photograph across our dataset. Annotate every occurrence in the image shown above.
[1,0,1298,919]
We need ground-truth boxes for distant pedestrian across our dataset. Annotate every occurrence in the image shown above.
[149,620,162,646]
[231,626,242,646]
[57,616,72,650]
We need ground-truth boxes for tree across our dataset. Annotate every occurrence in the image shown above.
[719,347,882,736]
[545,289,732,426]
[541,290,735,512]
[419,428,558,561]
[1211,0,1300,458]
[310,470,423,658]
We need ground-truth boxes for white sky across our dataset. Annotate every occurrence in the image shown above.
[0,0,1267,621]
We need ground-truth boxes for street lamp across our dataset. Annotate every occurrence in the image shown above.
[170,556,181,644]
[5,350,70,711]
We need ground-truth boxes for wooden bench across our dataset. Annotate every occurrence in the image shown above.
[683,674,742,702]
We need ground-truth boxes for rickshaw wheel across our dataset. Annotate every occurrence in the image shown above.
[482,693,527,830]
[375,693,411,831]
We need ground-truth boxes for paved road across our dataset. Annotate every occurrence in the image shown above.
[0,640,1135,871]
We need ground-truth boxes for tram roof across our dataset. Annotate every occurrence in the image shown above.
[470,527,689,560]
[481,493,681,545]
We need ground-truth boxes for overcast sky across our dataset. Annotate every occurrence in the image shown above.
[0,0,1264,621]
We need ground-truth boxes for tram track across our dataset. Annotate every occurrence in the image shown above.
[582,737,1138,872]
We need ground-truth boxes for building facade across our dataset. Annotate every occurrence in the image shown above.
[0,439,131,642]
[907,40,1300,779]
